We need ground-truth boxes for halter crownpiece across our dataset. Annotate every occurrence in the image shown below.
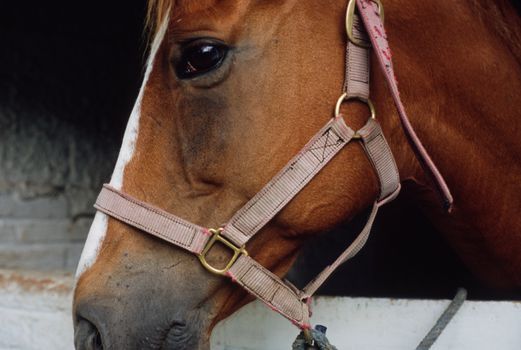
[94,0,452,333]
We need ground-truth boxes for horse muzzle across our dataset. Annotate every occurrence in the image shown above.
[73,252,217,350]
[74,298,210,350]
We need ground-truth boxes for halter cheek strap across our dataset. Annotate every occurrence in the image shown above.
[93,0,451,331]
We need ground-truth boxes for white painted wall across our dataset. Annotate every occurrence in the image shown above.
[1,269,520,350]
[212,297,521,350]
[0,270,74,350]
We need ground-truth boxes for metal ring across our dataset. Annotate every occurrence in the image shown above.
[346,0,384,48]
[334,93,376,120]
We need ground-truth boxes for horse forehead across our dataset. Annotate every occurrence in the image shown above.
[170,0,243,20]
[171,0,288,15]
[173,0,230,14]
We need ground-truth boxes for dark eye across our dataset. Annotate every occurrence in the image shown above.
[176,42,228,79]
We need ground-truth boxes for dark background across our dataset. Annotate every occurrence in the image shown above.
[1,1,518,300]
[0,1,147,140]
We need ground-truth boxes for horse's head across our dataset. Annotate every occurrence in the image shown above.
[73,1,406,349]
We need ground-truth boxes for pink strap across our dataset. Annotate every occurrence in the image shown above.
[356,0,453,210]
[344,14,371,99]
[358,119,401,203]
[303,202,379,297]
[95,185,209,254]
[228,255,311,328]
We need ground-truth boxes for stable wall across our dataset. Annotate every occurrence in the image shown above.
[0,1,146,271]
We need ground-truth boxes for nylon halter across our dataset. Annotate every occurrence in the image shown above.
[94,0,452,334]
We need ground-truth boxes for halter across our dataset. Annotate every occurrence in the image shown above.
[94,0,453,339]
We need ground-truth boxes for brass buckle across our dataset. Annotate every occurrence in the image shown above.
[198,228,248,275]
[346,0,384,48]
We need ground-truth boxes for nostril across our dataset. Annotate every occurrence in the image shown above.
[75,317,104,350]
[89,328,103,350]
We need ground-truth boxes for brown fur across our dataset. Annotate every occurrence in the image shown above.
[74,1,521,348]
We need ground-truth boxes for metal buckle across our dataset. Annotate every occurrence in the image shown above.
[198,228,247,275]
[346,0,384,48]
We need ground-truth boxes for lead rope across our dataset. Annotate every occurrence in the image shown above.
[354,0,453,210]
[416,288,467,350]
[292,288,467,350]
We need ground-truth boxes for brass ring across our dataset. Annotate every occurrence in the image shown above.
[334,93,376,120]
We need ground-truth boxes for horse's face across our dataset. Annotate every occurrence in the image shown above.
[74,1,379,349]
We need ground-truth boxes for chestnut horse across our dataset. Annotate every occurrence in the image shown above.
[73,0,521,348]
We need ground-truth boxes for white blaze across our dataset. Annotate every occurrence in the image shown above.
[75,17,170,279]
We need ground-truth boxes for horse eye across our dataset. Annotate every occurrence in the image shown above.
[176,42,228,79]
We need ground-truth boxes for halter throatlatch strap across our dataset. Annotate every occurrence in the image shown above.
[93,0,450,331]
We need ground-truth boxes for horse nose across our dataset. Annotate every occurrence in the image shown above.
[73,296,206,349]
[74,313,104,350]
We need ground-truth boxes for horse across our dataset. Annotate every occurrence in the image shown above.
[73,0,521,348]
